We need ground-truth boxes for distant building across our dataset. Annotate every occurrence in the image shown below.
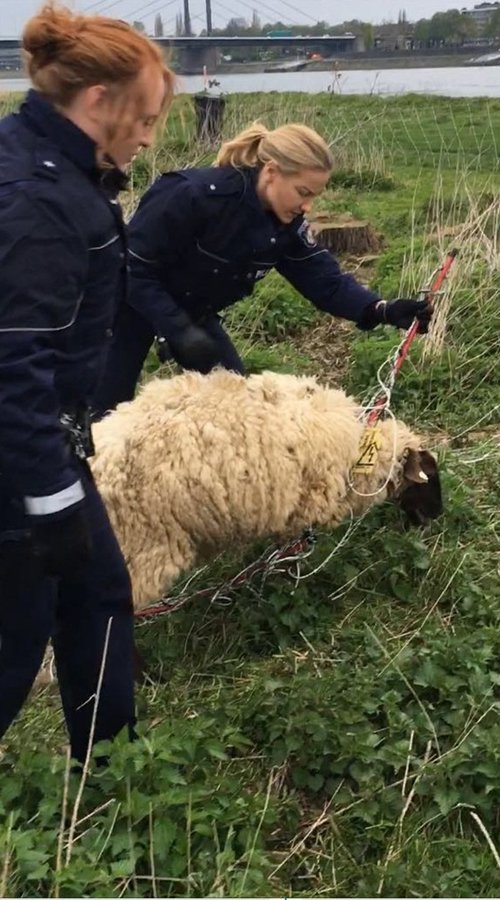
[462,2,500,32]
[373,21,415,51]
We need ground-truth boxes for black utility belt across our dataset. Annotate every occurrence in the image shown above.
[60,408,95,460]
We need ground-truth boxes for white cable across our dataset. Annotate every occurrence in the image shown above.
[297,508,372,581]
[430,403,500,449]
[358,342,400,414]
[455,450,500,465]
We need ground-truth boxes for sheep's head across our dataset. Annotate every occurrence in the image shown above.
[390,448,443,526]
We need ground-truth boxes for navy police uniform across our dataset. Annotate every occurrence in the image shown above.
[0,91,135,762]
[93,165,384,415]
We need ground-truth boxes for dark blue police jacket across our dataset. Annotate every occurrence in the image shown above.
[0,90,127,513]
[127,165,381,340]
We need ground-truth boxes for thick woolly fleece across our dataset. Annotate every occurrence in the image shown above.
[91,370,421,610]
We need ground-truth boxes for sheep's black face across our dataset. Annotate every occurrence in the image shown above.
[397,449,443,527]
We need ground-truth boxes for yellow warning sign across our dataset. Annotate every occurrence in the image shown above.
[352,425,382,474]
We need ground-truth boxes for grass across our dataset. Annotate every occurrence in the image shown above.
[3,89,500,896]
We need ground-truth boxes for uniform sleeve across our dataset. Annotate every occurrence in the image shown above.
[276,221,381,324]
[127,174,199,339]
[0,185,87,512]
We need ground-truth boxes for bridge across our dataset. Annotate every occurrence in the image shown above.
[161,35,358,73]
[0,33,359,75]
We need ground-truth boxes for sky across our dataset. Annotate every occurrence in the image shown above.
[0,0,481,37]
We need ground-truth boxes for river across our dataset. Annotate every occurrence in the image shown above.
[1,65,500,97]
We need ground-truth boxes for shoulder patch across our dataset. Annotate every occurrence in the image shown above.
[297,219,318,248]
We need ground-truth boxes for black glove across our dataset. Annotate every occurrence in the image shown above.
[30,505,92,579]
[378,298,433,334]
[164,325,222,374]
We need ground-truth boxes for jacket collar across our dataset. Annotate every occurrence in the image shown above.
[241,165,301,234]
[19,89,128,192]
[241,165,264,213]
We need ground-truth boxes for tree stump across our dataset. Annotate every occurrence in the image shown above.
[311,212,382,256]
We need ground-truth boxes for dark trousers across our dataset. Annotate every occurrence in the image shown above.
[0,462,135,763]
[93,302,245,419]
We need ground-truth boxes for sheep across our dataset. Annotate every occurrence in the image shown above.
[90,369,442,611]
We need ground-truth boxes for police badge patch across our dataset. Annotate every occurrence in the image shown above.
[298,219,318,248]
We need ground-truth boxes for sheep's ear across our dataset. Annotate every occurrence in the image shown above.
[399,448,442,525]
[419,449,439,478]
[403,448,431,484]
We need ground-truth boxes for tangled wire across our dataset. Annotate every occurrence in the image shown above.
[134,251,458,625]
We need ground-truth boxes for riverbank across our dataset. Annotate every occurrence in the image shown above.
[0,51,485,81]
[220,52,480,74]
[3,64,500,97]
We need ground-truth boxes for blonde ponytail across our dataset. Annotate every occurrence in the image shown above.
[215,122,270,168]
[215,120,333,174]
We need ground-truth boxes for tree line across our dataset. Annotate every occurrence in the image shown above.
[134,5,500,46]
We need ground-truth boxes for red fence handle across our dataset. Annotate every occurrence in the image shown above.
[366,249,458,427]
